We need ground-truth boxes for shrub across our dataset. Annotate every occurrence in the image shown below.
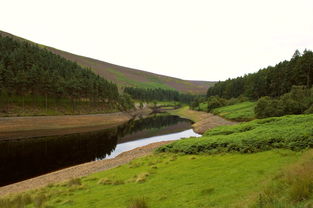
[255,86,313,118]
[255,97,283,118]
[226,96,249,105]
[280,92,307,114]
[67,178,81,186]
[98,178,124,185]
[207,96,227,112]
[304,104,313,114]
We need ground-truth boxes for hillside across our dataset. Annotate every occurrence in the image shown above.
[0,31,135,116]
[0,30,214,94]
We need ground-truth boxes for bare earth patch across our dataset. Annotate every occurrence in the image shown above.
[169,107,237,134]
[192,113,237,134]
[0,112,135,140]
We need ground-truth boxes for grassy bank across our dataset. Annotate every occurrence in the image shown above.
[0,150,300,208]
[157,114,313,154]
[212,101,256,121]
[198,101,256,121]
[167,106,205,122]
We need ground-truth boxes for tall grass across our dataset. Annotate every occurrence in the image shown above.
[250,150,313,208]
[127,197,149,208]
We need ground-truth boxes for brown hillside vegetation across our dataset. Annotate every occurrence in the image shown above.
[0,30,215,94]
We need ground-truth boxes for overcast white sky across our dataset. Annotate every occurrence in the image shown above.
[1,0,313,81]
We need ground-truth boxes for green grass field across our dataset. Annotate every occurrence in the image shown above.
[197,101,256,121]
[0,150,300,208]
[212,102,256,121]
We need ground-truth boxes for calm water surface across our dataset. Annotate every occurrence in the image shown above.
[0,115,200,186]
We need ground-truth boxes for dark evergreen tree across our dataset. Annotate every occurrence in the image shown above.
[207,49,313,99]
[124,87,197,104]
[0,35,132,111]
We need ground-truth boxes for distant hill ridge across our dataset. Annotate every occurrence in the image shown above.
[0,30,214,94]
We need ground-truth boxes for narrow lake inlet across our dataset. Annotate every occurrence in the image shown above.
[0,115,200,186]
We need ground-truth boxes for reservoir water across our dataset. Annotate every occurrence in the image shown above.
[0,115,200,186]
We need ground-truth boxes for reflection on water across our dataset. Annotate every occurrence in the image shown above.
[0,115,199,186]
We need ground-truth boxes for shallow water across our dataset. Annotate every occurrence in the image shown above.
[0,115,200,186]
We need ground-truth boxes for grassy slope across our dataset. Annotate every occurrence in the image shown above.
[0,30,214,94]
[167,106,205,122]
[212,102,256,121]
[0,151,300,208]
[157,114,313,154]
[198,101,256,121]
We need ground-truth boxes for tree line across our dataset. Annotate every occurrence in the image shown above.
[124,87,198,104]
[255,86,313,118]
[0,35,133,112]
[207,50,313,99]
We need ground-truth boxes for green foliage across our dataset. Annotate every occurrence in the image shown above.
[0,35,134,114]
[195,96,250,115]
[197,102,208,111]
[212,101,256,121]
[189,95,207,110]
[157,114,313,154]
[0,94,121,116]
[207,49,313,99]
[124,87,198,104]
[255,96,284,118]
[206,96,227,112]
[118,94,135,111]
[255,86,313,118]
[305,104,313,114]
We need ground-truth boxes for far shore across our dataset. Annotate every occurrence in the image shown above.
[0,108,151,140]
